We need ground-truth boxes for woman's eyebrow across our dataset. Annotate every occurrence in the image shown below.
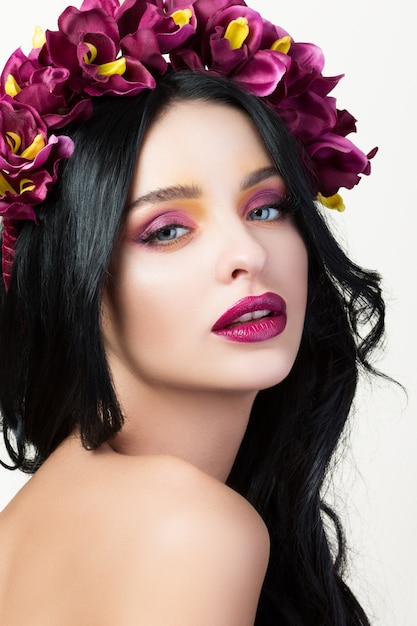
[129,183,202,210]
[241,166,281,190]
[129,166,280,211]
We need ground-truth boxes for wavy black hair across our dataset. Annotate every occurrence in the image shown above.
[0,70,385,625]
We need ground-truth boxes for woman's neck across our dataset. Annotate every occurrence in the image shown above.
[108,383,256,482]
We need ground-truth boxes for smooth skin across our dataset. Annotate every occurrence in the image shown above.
[0,101,308,625]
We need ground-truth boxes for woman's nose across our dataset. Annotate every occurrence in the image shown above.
[214,220,268,284]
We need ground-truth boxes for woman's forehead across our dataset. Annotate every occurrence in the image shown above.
[132,99,278,194]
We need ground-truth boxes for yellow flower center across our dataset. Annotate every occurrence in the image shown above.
[224,17,249,50]
[171,8,193,28]
[0,172,16,197]
[271,36,291,54]
[6,132,46,160]
[32,25,46,49]
[97,58,127,77]
[5,75,21,98]
[0,172,36,198]
[19,178,36,194]
[6,132,22,154]
[317,192,346,212]
[21,134,46,160]
[83,42,98,64]
[83,42,127,77]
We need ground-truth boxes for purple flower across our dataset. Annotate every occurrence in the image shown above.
[171,1,290,96]
[0,96,74,221]
[305,134,375,197]
[1,47,92,129]
[202,5,264,72]
[277,42,325,99]
[233,50,290,97]
[116,0,197,58]
[43,5,157,97]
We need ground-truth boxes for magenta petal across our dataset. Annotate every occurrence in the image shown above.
[290,42,325,76]
[15,84,92,129]
[194,0,247,27]
[260,20,290,48]
[282,43,325,97]
[57,6,120,45]
[44,98,93,129]
[209,34,247,73]
[80,0,121,17]
[79,33,118,64]
[121,29,167,73]
[235,50,290,97]
[367,146,378,160]
[311,74,343,98]
[156,22,196,53]
[278,92,337,139]
[116,0,150,38]
[15,84,67,122]
[0,196,37,220]
[307,135,372,195]
[1,48,35,95]
[45,30,81,79]
[31,67,70,96]
[165,0,195,8]
[336,108,357,137]
[169,48,205,72]
[83,57,156,96]
[0,97,47,151]
[1,219,19,290]
[33,135,74,168]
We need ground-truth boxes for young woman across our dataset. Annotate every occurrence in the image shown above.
[0,1,385,624]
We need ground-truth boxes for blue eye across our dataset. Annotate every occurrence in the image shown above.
[141,224,191,246]
[154,225,189,241]
[247,206,280,221]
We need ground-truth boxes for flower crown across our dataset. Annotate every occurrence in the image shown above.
[0,0,376,290]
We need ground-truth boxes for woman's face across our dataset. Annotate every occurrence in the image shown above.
[102,100,308,397]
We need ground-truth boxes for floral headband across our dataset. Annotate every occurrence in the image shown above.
[0,0,376,290]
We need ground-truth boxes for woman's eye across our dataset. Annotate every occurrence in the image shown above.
[247,206,280,221]
[143,224,191,245]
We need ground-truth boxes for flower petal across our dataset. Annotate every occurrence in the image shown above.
[121,29,167,73]
[235,50,291,97]
[1,219,20,290]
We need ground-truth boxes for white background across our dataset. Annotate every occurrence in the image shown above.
[1,1,416,624]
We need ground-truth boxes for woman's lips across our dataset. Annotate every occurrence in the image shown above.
[212,292,287,343]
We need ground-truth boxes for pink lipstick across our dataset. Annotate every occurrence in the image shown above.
[212,292,287,343]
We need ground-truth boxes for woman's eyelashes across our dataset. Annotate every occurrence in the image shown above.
[243,190,296,223]
[140,223,192,246]
[246,205,281,222]
[132,192,296,249]
[133,211,196,248]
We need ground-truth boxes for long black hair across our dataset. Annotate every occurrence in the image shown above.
[0,70,384,625]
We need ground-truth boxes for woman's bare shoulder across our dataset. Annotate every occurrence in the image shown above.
[0,441,269,626]
[99,452,270,625]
